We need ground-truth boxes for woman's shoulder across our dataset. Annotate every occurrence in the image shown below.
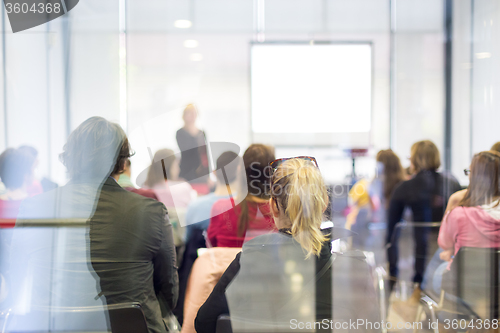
[242,232,296,253]
[446,205,470,221]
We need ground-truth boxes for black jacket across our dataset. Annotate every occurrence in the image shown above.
[387,170,461,243]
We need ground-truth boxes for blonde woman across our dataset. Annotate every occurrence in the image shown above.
[195,157,380,333]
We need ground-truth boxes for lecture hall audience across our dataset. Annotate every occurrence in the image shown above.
[207,144,276,247]
[2,113,498,332]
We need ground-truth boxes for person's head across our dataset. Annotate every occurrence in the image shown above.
[242,144,275,200]
[459,151,500,207]
[214,151,239,186]
[18,145,38,169]
[410,140,441,173]
[236,144,275,237]
[491,142,500,154]
[376,149,405,203]
[144,149,178,188]
[59,117,132,181]
[270,158,328,258]
[123,159,132,177]
[182,104,198,126]
[0,148,33,190]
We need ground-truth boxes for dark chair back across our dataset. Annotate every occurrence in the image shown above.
[108,302,149,333]
[2,220,150,332]
[444,247,500,320]
[216,315,233,333]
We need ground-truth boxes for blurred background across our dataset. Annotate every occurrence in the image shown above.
[0,0,498,187]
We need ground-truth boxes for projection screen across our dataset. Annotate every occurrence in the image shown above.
[251,43,372,147]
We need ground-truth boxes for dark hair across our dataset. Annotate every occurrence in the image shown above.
[491,142,500,154]
[0,148,32,190]
[459,151,500,207]
[410,140,441,172]
[59,117,132,180]
[238,144,275,237]
[144,149,176,188]
[376,149,405,204]
[215,151,239,184]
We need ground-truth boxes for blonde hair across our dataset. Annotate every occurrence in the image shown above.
[410,140,441,172]
[271,159,328,258]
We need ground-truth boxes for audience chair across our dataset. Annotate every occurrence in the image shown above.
[216,314,232,333]
[1,302,148,333]
[415,247,500,333]
[0,219,149,332]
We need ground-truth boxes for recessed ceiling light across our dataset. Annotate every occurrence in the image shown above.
[476,52,492,59]
[174,20,192,28]
[184,40,199,48]
[190,53,203,61]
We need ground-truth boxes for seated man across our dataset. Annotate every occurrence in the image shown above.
[10,117,178,333]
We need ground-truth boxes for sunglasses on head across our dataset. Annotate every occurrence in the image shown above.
[270,156,319,171]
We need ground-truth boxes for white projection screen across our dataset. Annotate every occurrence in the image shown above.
[251,43,372,146]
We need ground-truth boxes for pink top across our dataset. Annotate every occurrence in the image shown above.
[438,203,500,258]
[150,180,196,208]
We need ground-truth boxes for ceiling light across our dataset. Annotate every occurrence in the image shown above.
[174,20,192,28]
[190,53,203,61]
[184,40,199,48]
[476,52,492,59]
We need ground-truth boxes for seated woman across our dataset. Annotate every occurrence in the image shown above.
[143,149,197,250]
[442,141,500,215]
[206,144,276,247]
[347,149,404,261]
[196,157,380,333]
[143,148,197,209]
[439,150,500,264]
